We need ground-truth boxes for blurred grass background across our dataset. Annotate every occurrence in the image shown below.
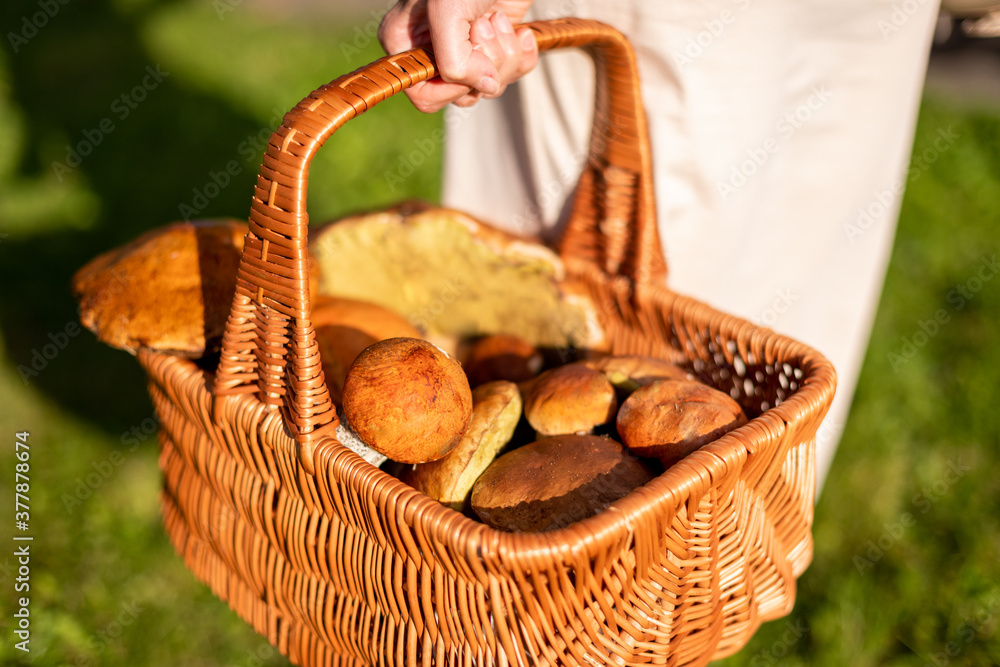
[0,1,997,665]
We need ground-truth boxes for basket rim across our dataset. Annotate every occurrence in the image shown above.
[142,280,836,563]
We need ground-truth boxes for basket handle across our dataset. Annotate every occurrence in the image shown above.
[213,18,666,474]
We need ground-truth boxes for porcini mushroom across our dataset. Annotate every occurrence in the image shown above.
[616,380,748,467]
[313,296,422,404]
[72,219,247,357]
[471,435,654,532]
[462,334,543,387]
[582,354,693,392]
[341,337,473,464]
[309,203,606,350]
[522,364,617,436]
[407,380,522,509]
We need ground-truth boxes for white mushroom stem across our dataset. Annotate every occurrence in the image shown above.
[336,418,388,468]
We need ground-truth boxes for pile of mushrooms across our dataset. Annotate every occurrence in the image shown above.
[333,332,748,533]
[72,210,749,534]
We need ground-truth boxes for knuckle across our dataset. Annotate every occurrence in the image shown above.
[500,39,518,59]
[438,61,469,84]
[414,99,440,113]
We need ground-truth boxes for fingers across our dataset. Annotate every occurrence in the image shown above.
[450,13,536,107]
[473,12,520,98]
[406,79,484,113]
[378,1,538,113]
[513,26,539,78]
[448,14,507,108]
[427,4,502,94]
[377,2,421,56]
[427,11,538,111]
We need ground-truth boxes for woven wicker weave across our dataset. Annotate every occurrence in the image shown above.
[139,18,836,666]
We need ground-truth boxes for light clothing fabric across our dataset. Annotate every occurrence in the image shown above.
[442,0,941,491]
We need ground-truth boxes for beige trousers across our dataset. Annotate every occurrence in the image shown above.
[442,0,941,490]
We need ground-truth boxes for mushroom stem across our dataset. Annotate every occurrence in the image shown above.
[335,414,389,468]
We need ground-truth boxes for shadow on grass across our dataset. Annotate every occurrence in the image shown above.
[1,0,279,434]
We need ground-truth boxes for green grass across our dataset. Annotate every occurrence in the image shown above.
[716,98,1000,667]
[1,1,998,665]
[0,1,439,665]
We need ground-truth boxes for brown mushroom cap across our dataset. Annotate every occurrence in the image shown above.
[522,365,617,436]
[407,380,522,509]
[471,435,654,532]
[72,219,246,357]
[342,337,473,464]
[313,296,422,404]
[582,354,693,392]
[616,380,748,467]
[463,334,543,387]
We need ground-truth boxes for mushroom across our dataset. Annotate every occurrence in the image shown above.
[470,435,654,532]
[616,380,748,467]
[335,418,389,468]
[522,364,617,436]
[341,337,473,464]
[406,380,522,509]
[308,203,607,351]
[72,219,247,357]
[312,296,422,405]
[581,354,693,392]
[462,334,543,387]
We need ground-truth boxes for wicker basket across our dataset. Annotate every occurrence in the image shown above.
[138,18,836,666]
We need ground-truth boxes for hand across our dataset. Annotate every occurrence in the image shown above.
[378,0,538,112]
